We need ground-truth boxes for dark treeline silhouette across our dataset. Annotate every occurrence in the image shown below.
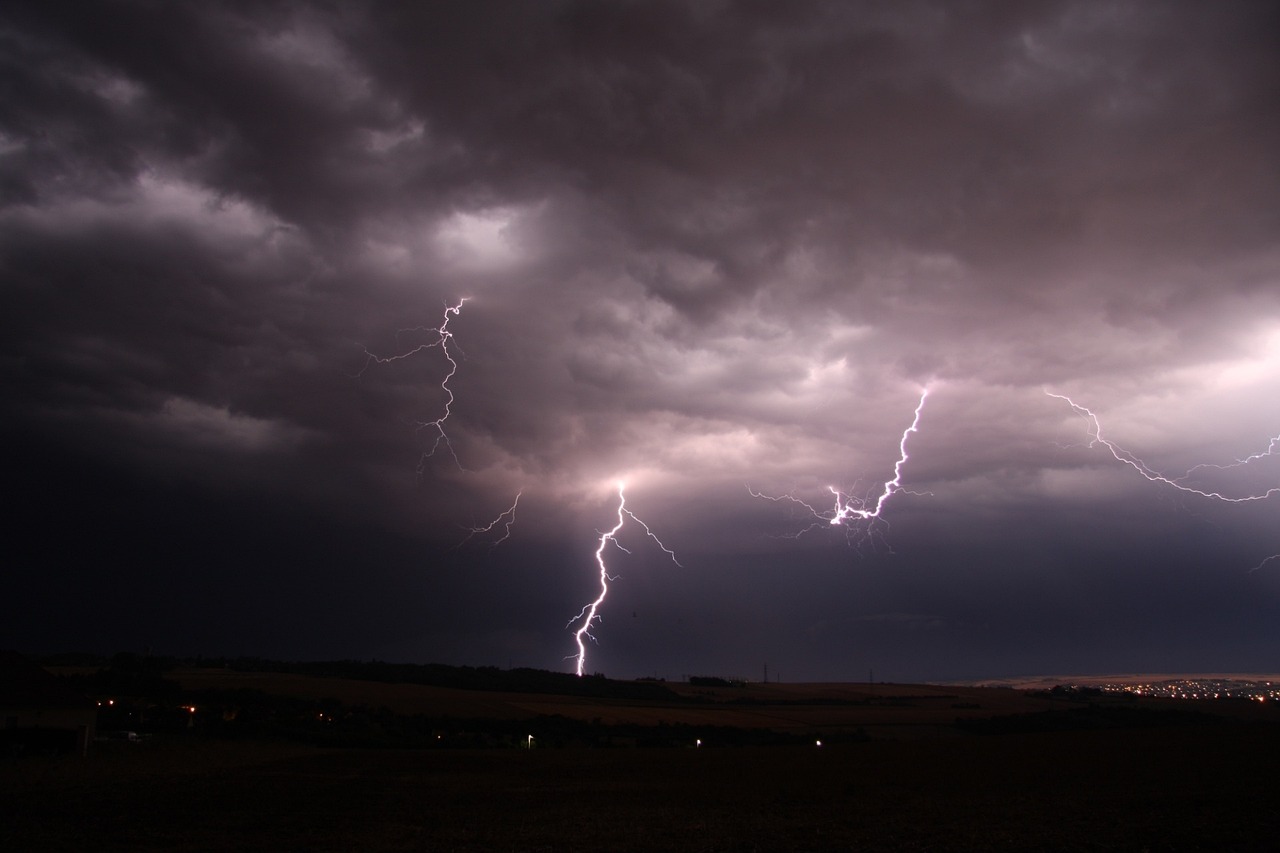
[34,653,1273,752]
[41,652,681,700]
[211,657,682,701]
[687,675,742,687]
[43,652,861,749]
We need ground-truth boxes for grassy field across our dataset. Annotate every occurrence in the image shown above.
[4,724,1278,851]
[166,669,1080,736]
[5,673,1279,851]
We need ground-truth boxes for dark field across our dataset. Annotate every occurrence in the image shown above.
[5,719,1278,851]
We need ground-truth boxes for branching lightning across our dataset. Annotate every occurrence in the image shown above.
[1047,390,1279,571]
[460,492,521,548]
[358,298,523,546]
[1180,436,1280,483]
[1046,391,1280,503]
[357,298,468,470]
[567,482,681,676]
[751,389,931,541]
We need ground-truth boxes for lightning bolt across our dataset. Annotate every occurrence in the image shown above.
[1180,436,1280,482]
[1047,390,1279,571]
[1046,391,1280,503]
[357,299,526,551]
[830,388,930,524]
[357,298,469,470]
[751,388,931,540]
[567,482,681,676]
[460,492,521,548]
[1250,554,1280,574]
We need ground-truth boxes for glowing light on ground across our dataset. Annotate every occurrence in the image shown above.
[567,482,681,676]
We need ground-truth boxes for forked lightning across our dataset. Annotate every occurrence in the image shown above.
[359,298,522,544]
[358,299,468,470]
[567,482,681,676]
[751,389,930,539]
[1047,390,1279,571]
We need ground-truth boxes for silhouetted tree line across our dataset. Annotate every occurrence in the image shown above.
[47,653,870,748]
[199,657,683,701]
[1027,684,1107,700]
[42,652,684,700]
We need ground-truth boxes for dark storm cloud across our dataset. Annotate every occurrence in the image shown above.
[2,1,1278,680]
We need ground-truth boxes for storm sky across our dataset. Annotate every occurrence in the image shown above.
[4,1,1278,682]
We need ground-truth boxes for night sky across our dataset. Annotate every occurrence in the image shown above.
[4,1,1279,682]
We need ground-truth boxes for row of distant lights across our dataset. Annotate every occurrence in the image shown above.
[1101,681,1276,703]
[521,736,826,749]
[96,702,837,748]
[696,738,825,748]
[97,699,198,712]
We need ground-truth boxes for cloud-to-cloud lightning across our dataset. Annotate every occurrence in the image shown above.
[1046,391,1279,503]
[358,298,523,545]
[751,389,931,540]
[1047,391,1279,571]
[568,482,682,676]
[460,492,521,548]
[357,299,468,470]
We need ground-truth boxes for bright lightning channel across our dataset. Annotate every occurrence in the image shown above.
[357,298,469,470]
[358,299,524,546]
[1045,391,1279,503]
[460,492,521,548]
[750,389,930,539]
[567,482,681,677]
[1047,390,1279,571]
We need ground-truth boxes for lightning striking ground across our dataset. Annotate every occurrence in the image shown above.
[1048,390,1280,571]
[751,389,931,539]
[567,482,681,676]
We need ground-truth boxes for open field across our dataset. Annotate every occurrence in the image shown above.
[169,668,1073,739]
[4,724,1278,852]
[175,668,1062,736]
[7,671,1280,850]
[167,667,1279,738]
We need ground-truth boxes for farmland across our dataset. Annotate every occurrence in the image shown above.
[4,662,1278,851]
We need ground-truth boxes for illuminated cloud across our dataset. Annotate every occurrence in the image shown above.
[147,397,316,453]
[2,0,1277,680]
[433,206,531,271]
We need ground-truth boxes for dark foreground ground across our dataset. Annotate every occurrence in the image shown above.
[4,723,1277,852]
